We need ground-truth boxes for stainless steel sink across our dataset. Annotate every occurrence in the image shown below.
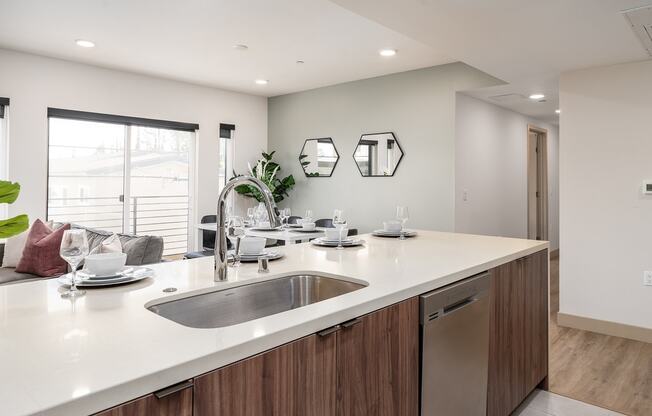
[146,274,367,328]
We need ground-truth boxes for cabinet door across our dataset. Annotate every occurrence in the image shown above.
[194,333,336,416]
[524,250,549,392]
[95,384,193,416]
[336,297,419,416]
[487,250,548,416]
[487,257,526,416]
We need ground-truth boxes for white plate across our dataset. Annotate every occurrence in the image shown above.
[230,250,284,262]
[58,267,154,287]
[311,238,365,248]
[78,267,134,280]
[319,237,354,244]
[372,230,417,238]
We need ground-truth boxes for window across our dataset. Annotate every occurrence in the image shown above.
[46,109,198,256]
[218,123,235,189]
[0,98,8,221]
[0,97,8,179]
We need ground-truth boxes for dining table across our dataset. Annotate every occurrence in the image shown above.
[196,223,327,244]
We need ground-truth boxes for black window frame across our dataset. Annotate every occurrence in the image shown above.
[0,97,9,119]
[47,108,199,132]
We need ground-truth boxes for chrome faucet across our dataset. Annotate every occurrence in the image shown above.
[214,175,280,281]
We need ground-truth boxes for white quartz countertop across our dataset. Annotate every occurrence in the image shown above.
[0,230,548,416]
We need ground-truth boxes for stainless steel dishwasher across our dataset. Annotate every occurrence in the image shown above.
[420,272,491,416]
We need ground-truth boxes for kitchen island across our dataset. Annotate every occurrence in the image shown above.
[0,230,548,416]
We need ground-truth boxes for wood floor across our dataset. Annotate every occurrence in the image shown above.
[548,257,652,416]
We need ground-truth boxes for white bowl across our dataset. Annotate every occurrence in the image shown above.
[383,220,403,232]
[84,252,127,276]
[239,237,266,255]
[325,227,348,240]
[302,222,316,231]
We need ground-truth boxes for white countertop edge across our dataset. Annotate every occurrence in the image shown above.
[35,240,549,416]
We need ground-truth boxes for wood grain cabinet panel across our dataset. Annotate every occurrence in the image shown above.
[194,333,336,416]
[488,249,548,416]
[95,385,193,416]
[336,297,420,416]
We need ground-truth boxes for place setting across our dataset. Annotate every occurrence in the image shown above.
[311,209,365,249]
[57,229,154,296]
[372,206,417,240]
[227,235,284,265]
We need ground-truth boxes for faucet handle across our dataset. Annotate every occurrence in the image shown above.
[258,256,269,273]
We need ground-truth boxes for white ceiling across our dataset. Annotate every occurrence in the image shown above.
[0,0,451,96]
[1,0,650,123]
[330,0,652,123]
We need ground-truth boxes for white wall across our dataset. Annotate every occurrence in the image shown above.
[0,49,267,247]
[560,60,652,330]
[455,94,559,250]
[268,63,500,233]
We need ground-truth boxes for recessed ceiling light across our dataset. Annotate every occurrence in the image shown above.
[233,44,248,50]
[75,39,95,48]
[379,49,397,57]
[255,79,268,85]
[555,109,561,114]
[529,93,545,100]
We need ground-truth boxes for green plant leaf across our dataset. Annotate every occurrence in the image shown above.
[0,214,28,238]
[0,181,21,204]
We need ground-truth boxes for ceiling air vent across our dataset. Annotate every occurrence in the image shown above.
[623,5,652,56]
[488,93,526,103]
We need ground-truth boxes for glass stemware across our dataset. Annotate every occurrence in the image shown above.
[280,208,291,229]
[60,229,89,298]
[246,207,255,226]
[396,206,410,240]
[332,209,346,250]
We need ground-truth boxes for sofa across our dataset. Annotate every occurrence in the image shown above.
[0,224,164,286]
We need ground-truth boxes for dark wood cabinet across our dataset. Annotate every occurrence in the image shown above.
[487,249,548,416]
[95,381,193,416]
[336,297,419,416]
[95,250,548,416]
[194,333,336,416]
[193,297,419,416]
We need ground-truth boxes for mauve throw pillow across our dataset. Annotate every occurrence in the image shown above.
[16,220,71,277]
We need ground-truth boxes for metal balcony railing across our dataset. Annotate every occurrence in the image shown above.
[47,195,189,256]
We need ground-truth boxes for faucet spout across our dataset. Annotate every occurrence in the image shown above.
[214,175,280,282]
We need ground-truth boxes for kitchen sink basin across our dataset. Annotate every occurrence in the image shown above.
[146,274,367,328]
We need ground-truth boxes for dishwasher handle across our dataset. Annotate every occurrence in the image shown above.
[442,295,479,316]
[420,272,490,324]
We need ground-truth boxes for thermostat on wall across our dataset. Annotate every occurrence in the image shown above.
[643,180,652,195]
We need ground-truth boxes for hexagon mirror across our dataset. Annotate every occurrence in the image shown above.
[353,132,404,176]
[299,137,339,177]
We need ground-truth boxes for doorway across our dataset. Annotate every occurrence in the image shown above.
[527,125,548,241]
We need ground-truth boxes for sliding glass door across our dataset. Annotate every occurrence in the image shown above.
[47,112,196,256]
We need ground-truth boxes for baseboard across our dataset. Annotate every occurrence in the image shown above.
[557,312,652,344]
[550,249,559,260]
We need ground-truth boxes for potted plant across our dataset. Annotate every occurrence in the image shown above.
[0,180,28,238]
[231,151,295,203]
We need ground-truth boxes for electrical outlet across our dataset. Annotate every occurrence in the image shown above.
[644,271,652,286]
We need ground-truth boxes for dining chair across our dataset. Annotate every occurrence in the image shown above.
[184,215,232,259]
[314,218,334,228]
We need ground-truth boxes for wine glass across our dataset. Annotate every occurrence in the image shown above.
[332,209,347,250]
[60,229,89,298]
[227,216,245,267]
[396,206,410,240]
[246,207,255,226]
[281,208,291,229]
[305,209,314,222]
